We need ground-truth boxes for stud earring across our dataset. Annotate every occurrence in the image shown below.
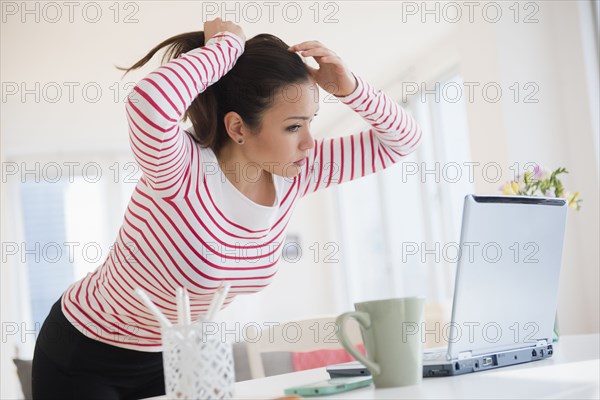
[237,138,244,144]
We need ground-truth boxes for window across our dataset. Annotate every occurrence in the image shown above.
[582,0,600,173]
[335,71,473,309]
[592,0,599,48]
[12,155,140,355]
[20,180,75,333]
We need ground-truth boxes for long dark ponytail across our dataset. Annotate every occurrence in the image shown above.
[116,31,311,156]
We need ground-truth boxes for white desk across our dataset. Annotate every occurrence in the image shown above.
[234,334,599,400]
[150,334,599,399]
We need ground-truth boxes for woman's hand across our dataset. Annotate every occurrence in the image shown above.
[288,41,357,97]
[204,17,246,43]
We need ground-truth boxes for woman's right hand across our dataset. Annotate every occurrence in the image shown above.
[204,18,246,43]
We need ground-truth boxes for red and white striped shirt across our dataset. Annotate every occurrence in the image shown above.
[61,31,422,351]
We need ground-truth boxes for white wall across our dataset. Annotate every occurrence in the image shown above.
[1,1,598,397]
[455,1,599,335]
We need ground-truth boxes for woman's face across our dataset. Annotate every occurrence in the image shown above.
[243,80,319,178]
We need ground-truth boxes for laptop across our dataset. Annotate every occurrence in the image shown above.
[327,194,568,378]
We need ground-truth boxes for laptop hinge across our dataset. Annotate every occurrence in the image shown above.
[458,351,472,360]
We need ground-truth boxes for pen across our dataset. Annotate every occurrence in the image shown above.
[206,282,231,322]
[183,287,191,325]
[176,287,184,326]
[135,287,173,328]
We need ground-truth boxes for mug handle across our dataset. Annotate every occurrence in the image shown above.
[336,311,381,376]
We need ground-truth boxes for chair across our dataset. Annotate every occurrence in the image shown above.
[423,301,452,349]
[231,341,294,381]
[12,358,32,400]
[245,315,364,379]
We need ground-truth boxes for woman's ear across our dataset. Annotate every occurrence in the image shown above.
[223,111,247,143]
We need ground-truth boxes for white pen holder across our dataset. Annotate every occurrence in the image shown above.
[162,324,235,399]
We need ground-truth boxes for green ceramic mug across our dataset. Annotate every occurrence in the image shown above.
[336,297,425,388]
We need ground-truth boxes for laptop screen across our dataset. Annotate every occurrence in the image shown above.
[447,195,567,358]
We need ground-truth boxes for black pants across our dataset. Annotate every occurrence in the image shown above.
[31,295,166,400]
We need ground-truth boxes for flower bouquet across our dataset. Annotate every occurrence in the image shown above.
[500,165,582,211]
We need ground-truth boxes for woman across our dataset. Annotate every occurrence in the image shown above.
[31,18,422,399]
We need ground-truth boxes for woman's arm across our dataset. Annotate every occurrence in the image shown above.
[124,31,245,200]
[298,72,422,197]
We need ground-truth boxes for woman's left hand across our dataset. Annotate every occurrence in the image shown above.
[288,41,358,97]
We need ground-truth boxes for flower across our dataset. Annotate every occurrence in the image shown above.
[531,164,549,181]
[499,165,582,211]
[501,181,520,195]
[532,165,543,180]
[562,191,581,210]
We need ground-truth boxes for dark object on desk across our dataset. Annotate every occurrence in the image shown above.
[326,361,371,377]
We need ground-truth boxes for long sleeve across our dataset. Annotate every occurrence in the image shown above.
[299,73,422,197]
[125,31,245,200]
